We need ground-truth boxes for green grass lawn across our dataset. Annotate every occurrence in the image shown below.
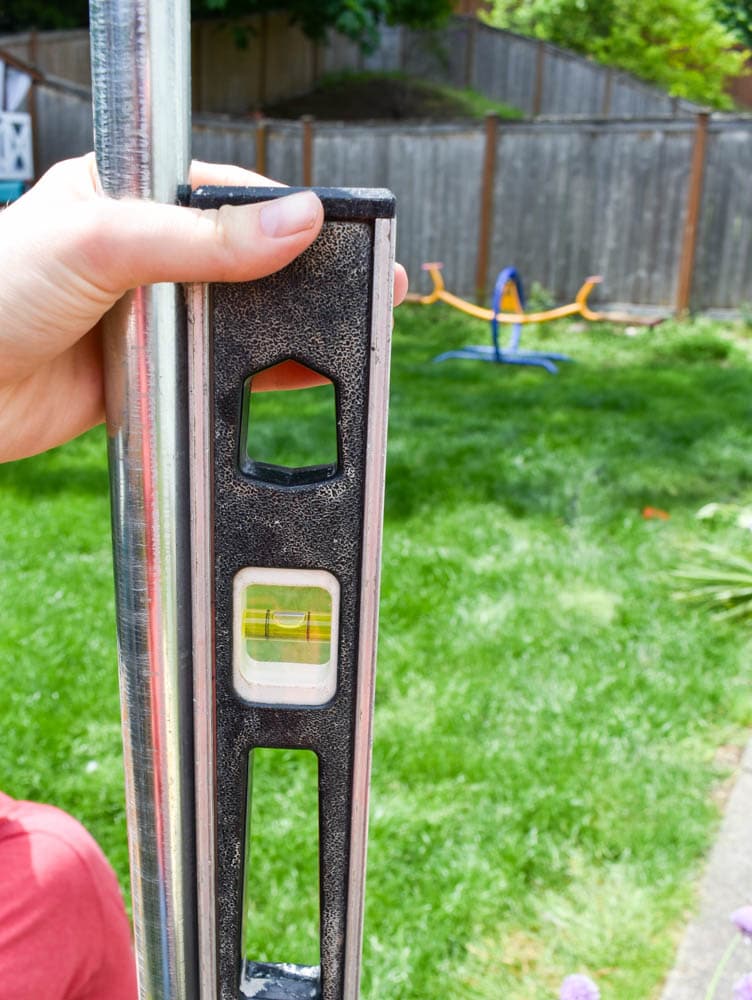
[2,306,752,998]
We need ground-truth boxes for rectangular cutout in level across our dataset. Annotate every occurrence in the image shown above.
[239,363,339,486]
[242,748,320,974]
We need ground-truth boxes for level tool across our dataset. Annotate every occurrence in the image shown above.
[188,186,395,1000]
[89,2,396,999]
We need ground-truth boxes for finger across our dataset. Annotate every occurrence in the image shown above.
[394,263,408,307]
[74,190,324,292]
[189,160,285,189]
[252,360,329,393]
[182,166,409,307]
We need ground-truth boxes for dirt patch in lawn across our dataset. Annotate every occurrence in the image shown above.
[262,72,521,121]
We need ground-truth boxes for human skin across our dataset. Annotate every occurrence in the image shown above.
[0,155,408,463]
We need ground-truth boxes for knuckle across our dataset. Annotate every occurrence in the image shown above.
[197,205,243,282]
[64,201,128,297]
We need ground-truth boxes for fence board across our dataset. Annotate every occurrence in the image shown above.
[693,122,752,310]
[319,32,362,77]
[264,121,306,186]
[0,30,90,87]
[401,21,472,90]
[473,26,538,115]
[541,51,605,117]
[35,83,92,175]
[362,25,402,74]
[487,120,698,307]
[192,116,258,169]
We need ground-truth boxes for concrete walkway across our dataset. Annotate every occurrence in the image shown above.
[661,741,752,999]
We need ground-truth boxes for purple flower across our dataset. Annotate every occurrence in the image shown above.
[734,973,752,999]
[732,907,752,939]
[559,974,600,1000]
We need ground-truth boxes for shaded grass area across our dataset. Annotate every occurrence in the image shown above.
[0,436,128,880]
[2,309,752,998]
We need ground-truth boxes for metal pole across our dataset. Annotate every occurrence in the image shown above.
[89,3,197,998]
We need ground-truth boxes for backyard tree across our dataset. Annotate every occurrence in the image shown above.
[716,0,752,44]
[191,0,453,49]
[0,0,88,31]
[484,0,748,106]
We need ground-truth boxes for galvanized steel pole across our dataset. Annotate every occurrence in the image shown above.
[89,3,197,997]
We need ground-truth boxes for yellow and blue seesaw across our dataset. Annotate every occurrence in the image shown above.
[410,262,662,374]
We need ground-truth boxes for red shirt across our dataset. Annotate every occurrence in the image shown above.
[0,792,137,1000]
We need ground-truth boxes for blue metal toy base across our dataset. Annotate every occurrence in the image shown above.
[434,345,573,374]
[432,265,575,375]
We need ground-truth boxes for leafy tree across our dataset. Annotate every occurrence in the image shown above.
[592,0,746,104]
[194,0,452,50]
[481,0,614,52]
[715,0,752,45]
[485,0,748,107]
[0,1,87,32]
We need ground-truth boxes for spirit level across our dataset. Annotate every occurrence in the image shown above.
[89,3,395,995]
[188,185,395,1000]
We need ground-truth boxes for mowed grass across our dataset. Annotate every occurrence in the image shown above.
[2,306,752,998]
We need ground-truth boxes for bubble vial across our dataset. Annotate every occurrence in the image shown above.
[233,567,339,707]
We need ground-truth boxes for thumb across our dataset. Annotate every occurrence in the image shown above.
[0,186,324,385]
[83,190,325,294]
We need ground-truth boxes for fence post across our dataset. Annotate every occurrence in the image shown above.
[533,40,546,116]
[255,116,267,175]
[475,112,500,303]
[676,111,710,314]
[302,114,314,186]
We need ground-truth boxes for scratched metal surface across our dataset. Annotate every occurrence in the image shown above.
[90,2,198,998]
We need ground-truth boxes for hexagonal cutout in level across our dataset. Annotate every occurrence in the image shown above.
[239,360,339,487]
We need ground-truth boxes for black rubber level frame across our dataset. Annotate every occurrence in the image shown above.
[188,187,394,1000]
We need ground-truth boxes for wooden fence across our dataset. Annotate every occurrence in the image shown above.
[1,16,701,119]
[0,28,91,87]
[388,19,702,120]
[15,74,752,313]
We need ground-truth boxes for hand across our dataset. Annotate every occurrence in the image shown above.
[0,155,408,463]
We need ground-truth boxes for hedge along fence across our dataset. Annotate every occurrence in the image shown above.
[11,64,751,313]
